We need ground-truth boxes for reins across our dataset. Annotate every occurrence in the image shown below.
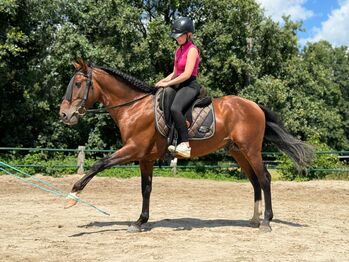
[86,93,152,114]
[66,67,154,115]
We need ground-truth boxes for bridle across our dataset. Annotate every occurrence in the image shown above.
[64,67,151,116]
[64,68,93,117]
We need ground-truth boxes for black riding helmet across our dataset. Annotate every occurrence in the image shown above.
[170,17,195,39]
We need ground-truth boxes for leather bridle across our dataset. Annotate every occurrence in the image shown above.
[64,68,93,117]
[63,67,151,116]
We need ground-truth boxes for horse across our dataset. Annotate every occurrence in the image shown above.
[59,60,313,232]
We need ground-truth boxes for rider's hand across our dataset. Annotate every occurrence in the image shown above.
[155,80,169,88]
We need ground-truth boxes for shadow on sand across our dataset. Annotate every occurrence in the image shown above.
[69,217,307,237]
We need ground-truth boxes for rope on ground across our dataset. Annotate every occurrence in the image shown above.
[0,161,110,216]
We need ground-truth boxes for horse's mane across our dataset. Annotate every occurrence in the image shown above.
[98,66,157,94]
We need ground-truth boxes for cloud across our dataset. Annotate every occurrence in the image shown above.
[256,0,314,22]
[305,0,349,46]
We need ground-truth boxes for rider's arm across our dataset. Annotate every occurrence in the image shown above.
[162,71,175,82]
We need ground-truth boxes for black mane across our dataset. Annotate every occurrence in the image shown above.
[98,66,157,94]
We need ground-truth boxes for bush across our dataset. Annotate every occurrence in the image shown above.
[0,152,78,177]
[278,138,346,180]
[2,147,346,181]
[0,152,241,180]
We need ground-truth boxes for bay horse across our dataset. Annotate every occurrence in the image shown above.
[59,60,313,232]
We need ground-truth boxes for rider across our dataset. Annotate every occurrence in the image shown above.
[155,17,201,158]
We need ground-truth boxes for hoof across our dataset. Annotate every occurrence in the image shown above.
[259,223,272,232]
[250,219,260,228]
[127,224,142,233]
[64,198,78,209]
[64,192,79,209]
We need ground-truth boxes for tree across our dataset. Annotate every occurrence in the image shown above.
[0,0,347,152]
[0,0,33,146]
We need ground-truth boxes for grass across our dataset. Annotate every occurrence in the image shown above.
[94,166,248,182]
[1,154,348,181]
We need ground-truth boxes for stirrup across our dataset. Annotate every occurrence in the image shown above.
[168,145,176,152]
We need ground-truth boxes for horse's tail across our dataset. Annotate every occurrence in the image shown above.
[259,105,314,170]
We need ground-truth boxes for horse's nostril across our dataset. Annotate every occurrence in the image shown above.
[60,112,68,120]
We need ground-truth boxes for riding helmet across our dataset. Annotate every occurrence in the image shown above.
[170,17,195,39]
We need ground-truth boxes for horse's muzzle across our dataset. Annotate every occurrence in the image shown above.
[59,108,80,126]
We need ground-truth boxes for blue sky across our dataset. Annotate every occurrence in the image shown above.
[256,0,349,47]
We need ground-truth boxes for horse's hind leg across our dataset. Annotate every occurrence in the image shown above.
[242,150,273,232]
[230,152,262,227]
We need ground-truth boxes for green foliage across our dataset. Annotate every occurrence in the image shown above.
[0,151,246,181]
[240,75,288,110]
[1,148,346,180]
[196,0,264,94]
[278,138,346,180]
[0,0,348,177]
[96,167,243,181]
[0,152,78,176]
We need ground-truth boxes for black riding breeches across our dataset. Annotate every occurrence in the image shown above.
[169,78,200,143]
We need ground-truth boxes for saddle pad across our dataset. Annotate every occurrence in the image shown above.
[154,89,216,140]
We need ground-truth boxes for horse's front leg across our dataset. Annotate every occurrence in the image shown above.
[128,160,154,233]
[65,145,137,208]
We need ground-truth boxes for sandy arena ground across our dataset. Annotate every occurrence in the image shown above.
[0,174,348,262]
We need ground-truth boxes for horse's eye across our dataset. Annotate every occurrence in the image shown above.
[75,82,81,88]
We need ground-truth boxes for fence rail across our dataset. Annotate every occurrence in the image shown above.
[1,147,348,174]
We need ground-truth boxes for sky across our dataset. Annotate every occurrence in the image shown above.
[256,0,349,47]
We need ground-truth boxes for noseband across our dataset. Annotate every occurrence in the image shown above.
[63,67,152,116]
[64,68,93,117]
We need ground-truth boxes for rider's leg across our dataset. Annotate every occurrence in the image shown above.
[170,83,200,156]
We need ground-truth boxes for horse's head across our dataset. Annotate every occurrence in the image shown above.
[59,60,96,125]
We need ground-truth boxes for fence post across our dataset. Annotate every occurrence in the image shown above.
[77,146,85,175]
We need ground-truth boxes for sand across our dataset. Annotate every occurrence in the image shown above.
[0,174,348,261]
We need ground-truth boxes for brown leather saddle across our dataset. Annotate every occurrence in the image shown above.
[154,87,216,145]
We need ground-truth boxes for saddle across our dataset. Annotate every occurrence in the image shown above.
[154,87,216,146]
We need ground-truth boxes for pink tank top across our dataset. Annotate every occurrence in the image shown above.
[175,41,200,77]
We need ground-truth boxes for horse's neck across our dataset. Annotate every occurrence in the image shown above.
[94,71,153,126]
[95,71,145,107]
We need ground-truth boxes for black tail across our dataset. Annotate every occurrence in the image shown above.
[259,105,314,170]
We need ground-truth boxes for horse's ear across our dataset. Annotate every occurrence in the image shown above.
[73,58,88,73]
[72,61,81,70]
[81,62,88,74]
[78,58,88,74]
